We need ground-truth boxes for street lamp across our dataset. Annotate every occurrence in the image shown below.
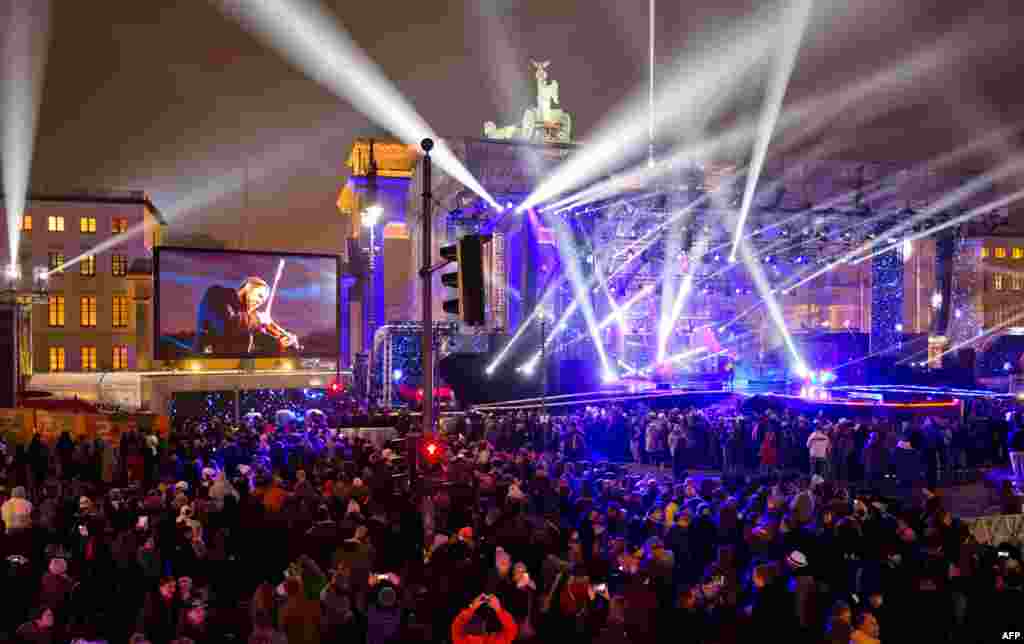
[362,204,384,337]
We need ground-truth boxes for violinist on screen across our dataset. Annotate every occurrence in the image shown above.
[194,276,300,355]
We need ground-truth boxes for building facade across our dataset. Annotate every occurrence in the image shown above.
[976,235,1024,330]
[0,191,164,375]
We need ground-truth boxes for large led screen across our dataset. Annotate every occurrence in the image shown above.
[155,247,339,360]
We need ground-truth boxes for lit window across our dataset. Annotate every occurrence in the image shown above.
[19,215,31,232]
[112,254,128,277]
[981,247,989,258]
[995,274,1005,291]
[80,217,97,234]
[112,345,129,371]
[47,252,65,273]
[80,296,97,328]
[996,248,1007,258]
[112,295,129,328]
[80,255,96,277]
[1014,248,1024,260]
[47,216,65,232]
[47,295,65,327]
[1015,275,1024,291]
[48,347,65,372]
[112,218,129,234]
[81,346,97,372]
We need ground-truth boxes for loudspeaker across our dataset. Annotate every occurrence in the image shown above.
[0,306,17,408]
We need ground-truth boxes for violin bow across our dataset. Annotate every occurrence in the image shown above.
[266,259,285,319]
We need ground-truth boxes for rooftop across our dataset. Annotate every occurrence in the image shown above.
[1,189,165,224]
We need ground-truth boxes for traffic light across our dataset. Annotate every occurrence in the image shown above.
[420,436,445,465]
[440,234,487,326]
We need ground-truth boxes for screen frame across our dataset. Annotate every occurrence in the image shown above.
[153,246,342,361]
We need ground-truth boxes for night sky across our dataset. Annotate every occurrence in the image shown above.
[16,0,1024,252]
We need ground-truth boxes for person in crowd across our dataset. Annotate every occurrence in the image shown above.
[175,600,210,644]
[277,576,321,644]
[806,426,830,478]
[16,606,57,644]
[0,391,1017,643]
[850,610,881,644]
[137,576,180,644]
[452,593,518,644]
[2,485,32,533]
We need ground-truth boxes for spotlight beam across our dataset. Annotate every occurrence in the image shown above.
[216,0,498,208]
[780,158,1024,294]
[850,187,1024,265]
[542,211,614,379]
[729,0,813,262]
[2,0,51,263]
[543,33,979,217]
[901,303,1024,367]
[518,7,779,212]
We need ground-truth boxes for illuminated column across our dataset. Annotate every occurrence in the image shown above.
[339,276,357,367]
[870,238,904,356]
[948,238,982,346]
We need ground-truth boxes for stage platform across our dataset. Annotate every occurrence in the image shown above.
[472,385,966,417]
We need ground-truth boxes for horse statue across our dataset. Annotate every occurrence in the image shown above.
[483,60,573,143]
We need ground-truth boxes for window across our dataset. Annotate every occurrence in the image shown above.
[112,254,128,277]
[80,255,96,277]
[1015,275,1024,291]
[1015,248,1024,260]
[81,346,97,372]
[981,247,990,258]
[48,347,65,373]
[995,274,1005,291]
[79,217,96,234]
[996,247,1007,259]
[19,215,31,232]
[112,345,129,371]
[112,218,129,234]
[80,296,97,328]
[47,295,65,327]
[47,215,65,232]
[112,295,129,328]
[47,252,65,272]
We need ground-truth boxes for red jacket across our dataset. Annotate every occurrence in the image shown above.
[451,606,518,644]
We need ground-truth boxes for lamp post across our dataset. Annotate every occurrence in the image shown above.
[362,204,383,342]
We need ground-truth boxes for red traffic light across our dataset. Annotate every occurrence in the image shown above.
[421,438,444,463]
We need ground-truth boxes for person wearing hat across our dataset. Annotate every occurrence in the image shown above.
[784,550,816,632]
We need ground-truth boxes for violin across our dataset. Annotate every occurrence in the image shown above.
[256,312,301,350]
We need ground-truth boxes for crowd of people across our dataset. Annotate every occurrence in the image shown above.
[0,393,1018,643]
[466,396,1014,487]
